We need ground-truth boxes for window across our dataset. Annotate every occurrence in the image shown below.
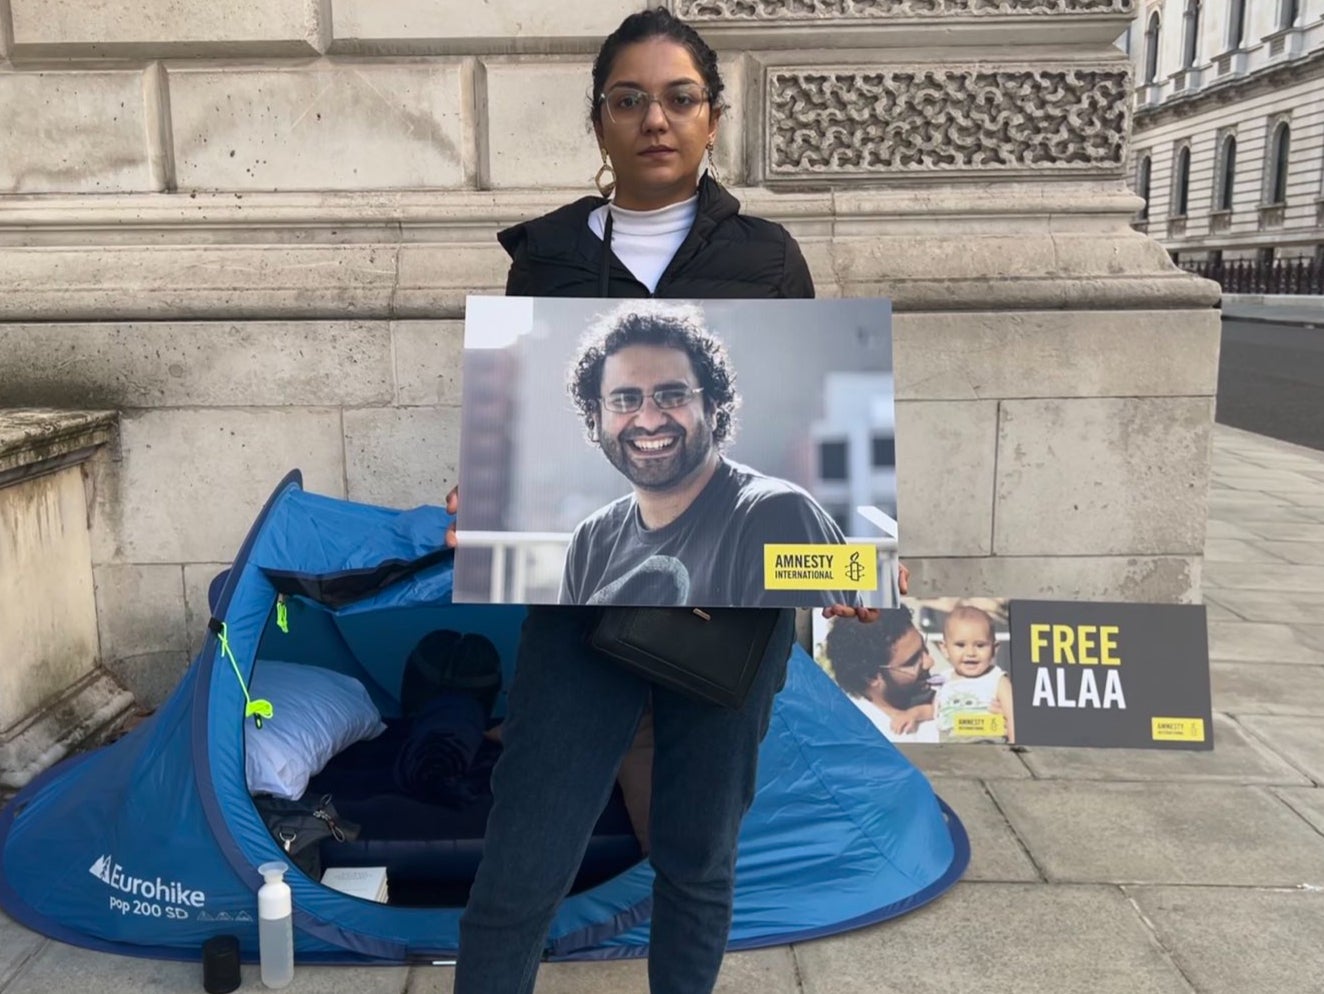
[1279,0,1299,30]
[829,510,851,536]
[1173,145,1191,216]
[819,441,848,482]
[1182,0,1201,68]
[1144,13,1161,84]
[1208,249,1223,267]
[1228,0,1247,48]
[871,436,895,469]
[1216,135,1237,211]
[1258,246,1275,264]
[1268,123,1291,205]
[1136,154,1152,219]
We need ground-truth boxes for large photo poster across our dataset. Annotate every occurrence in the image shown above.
[454,296,897,609]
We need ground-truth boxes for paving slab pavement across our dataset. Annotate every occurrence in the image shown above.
[1251,539,1324,564]
[1273,785,1324,833]
[400,948,802,994]
[989,780,1324,886]
[1205,561,1324,592]
[0,911,43,989]
[2,423,1323,994]
[1205,590,1324,624]
[898,742,1031,780]
[1202,518,1264,541]
[1201,598,1242,622]
[1127,886,1324,994]
[1211,660,1324,715]
[793,882,1195,994]
[925,779,1041,882]
[1202,536,1291,563]
[7,939,412,994]
[1240,521,1324,542]
[1207,619,1321,664]
[1014,713,1309,785]
[1237,714,1324,782]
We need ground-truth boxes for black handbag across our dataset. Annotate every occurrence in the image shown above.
[582,211,780,709]
[587,605,779,709]
[252,793,360,879]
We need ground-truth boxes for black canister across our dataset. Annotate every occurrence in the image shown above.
[202,934,242,993]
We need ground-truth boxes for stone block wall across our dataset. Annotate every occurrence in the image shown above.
[0,411,135,788]
[0,0,1220,706]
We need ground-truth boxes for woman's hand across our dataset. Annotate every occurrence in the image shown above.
[445,486,459,548]
[819,561,909,624]
[822,604,881,623]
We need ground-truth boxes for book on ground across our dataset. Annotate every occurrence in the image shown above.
[320,866,388,903]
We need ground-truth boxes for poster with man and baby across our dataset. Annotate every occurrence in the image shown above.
[813,598,1213,750]
[453,294,1214,752]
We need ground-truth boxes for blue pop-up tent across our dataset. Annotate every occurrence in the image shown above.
[0,473,967,963]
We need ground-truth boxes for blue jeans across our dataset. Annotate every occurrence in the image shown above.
[454,605,794,994]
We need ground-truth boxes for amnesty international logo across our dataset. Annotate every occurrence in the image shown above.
[762,544,878,591]
[844,551,866,584]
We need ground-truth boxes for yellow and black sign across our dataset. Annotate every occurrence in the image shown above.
[951,713,1007,738]
[763,545,878,591]
[1151,717,1206,743]
[1009,600,1212,751]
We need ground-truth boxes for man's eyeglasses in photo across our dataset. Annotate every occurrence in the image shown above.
[600,385,704,414]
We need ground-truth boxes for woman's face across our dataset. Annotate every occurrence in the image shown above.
[595,37,718,211]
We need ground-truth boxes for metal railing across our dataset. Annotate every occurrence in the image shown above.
[1182,255,1324,295]
[459,530,902,607]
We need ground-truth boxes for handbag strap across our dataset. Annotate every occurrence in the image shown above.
[598,208,614,298]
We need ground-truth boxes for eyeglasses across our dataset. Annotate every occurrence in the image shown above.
[598,84,710,126]
[600,385,703,414]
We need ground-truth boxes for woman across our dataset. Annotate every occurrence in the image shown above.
[447,10,890,993]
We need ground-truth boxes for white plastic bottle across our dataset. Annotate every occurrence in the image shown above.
[257,861,294,989]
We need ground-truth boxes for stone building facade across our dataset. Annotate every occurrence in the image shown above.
[0,0,1218,710]
[1125,0,1324,262]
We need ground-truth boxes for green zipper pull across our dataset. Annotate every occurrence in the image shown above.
[276,595,289,634]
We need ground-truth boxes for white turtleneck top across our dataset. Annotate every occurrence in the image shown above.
[588,194,699,294]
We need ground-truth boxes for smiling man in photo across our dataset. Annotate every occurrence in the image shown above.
[559,301,855,608]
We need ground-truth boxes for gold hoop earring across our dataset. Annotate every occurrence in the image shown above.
[594,148,616,198]
[706,141,721,184]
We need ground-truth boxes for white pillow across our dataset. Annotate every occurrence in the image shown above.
[244,661,386,800]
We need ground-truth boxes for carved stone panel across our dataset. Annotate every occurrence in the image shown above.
[677,0,1133,19]
[766,66,1129,178]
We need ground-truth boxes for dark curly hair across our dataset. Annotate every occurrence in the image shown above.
[825,609,920,699]
[589,7,726,126]
[568,302,739,446]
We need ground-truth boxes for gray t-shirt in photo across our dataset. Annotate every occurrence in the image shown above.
[560,458,857,608]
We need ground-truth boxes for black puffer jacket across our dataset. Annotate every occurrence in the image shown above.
[497,174,815,300]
